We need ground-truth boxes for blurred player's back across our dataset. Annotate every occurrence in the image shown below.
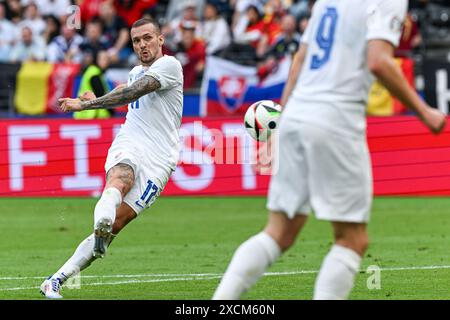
[213,0,446,302]
[291,0,407,136]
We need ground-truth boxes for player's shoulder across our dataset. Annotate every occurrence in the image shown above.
[368,0,407,13]
[152,55,182,70]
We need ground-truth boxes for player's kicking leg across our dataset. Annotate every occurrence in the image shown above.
[93,163,134,258]
[213,211,307,300]
[313,222,368,300]
[40,163,136,299]
[40,202,137,298]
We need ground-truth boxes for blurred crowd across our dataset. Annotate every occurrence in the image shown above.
[0,0,449,90]
[0,0,314,89]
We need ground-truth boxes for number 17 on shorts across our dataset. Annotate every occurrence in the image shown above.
[135,179,160,209]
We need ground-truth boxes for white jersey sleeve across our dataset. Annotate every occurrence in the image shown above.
[366,0,408,47]
[144,55,183,90]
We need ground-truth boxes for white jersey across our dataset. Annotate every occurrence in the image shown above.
[289,0,407,137]
[118,55,183,172]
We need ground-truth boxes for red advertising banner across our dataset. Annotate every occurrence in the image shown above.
[0,116,449,197]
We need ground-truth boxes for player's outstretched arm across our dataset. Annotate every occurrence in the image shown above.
[367,39,446,134]
[79,84,128,101]
[59,76,160,112]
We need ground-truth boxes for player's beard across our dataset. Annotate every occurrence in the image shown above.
[140,53,154,65]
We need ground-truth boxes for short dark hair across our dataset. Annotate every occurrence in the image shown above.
[131,18,161,34]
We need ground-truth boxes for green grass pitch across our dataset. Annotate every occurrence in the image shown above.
[0,196,449,300]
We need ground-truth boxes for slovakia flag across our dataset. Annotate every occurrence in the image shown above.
[200,56,291,116]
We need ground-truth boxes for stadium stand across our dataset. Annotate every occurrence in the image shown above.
[0,0,449,117]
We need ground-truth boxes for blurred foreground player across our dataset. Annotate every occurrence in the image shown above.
[214,0,446,300]
[40,18,183,299]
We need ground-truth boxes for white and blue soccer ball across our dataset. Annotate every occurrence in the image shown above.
[244,100,282,141]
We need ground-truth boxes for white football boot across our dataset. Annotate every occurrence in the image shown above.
[93,217,113,258]
[40,277,63,299]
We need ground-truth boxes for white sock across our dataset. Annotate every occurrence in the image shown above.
[51,233,115,284]
[313,244,362,300]
[94,187,122,228]
[213,232,281,300]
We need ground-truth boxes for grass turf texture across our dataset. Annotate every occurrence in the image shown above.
[0,196,449,300]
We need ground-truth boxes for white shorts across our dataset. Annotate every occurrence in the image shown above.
[104,133,173,215]
[267,117,373,223]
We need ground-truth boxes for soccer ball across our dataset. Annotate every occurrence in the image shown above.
[244,100,282,141]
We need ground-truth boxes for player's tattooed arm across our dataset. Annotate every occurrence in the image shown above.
[80,75,161,110]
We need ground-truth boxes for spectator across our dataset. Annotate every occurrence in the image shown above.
[200,1,231,55]
[172,20,206,89]
[257,14,300,81]
[9,25,46,62]
[207,0,232,24]
[98,1,130,65]
[0,2,18,62]
[79,0,105,24]
[42,14,61,45]
[20,2,46,37]
[166,0,205,24]
[113,0,157,28]
[5,0,23,23]
[162,0,202,51]
[233,1,265,49]
[47,24,83,62]
[33,0,71,19]
[76,17,109,66]
[216,0,266,66]
[255,0,284,57]
[231,0,264,35]
[74,50,113,119]
[289,0,315,20]
[264,14,300,61]
[233,1,283,58]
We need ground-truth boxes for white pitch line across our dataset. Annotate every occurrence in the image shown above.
[1,276,223,291]
[268,264,450,276]
[0,273,222,281]
[3,264,450,281]
[1,265,450,292]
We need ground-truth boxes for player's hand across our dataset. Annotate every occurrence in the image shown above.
[79,91,96,101]
[58,97,84,112]
[252,135,275,175]
[422,107,447,135]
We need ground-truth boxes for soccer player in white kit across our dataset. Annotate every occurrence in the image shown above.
[213,0,446,300]
[40,18,183,299]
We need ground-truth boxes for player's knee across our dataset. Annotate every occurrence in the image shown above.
[336,233,369,256]
[268,232,296,252]
[106,164,135,196]
[279,235,296,251]
[359,234,369,254]
[265,212,305,252]
[106,178,132,197]
[354,232,369,254]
